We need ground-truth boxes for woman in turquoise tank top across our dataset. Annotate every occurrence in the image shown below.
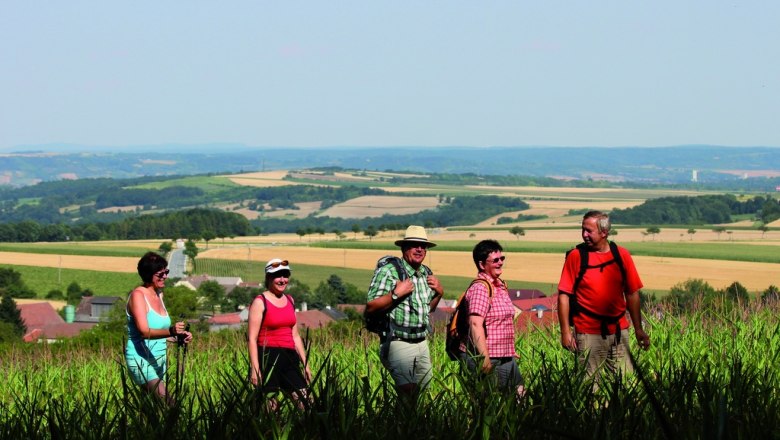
[125,252,192,404]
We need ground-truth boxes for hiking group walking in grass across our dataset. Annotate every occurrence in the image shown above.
[126,216,650,409]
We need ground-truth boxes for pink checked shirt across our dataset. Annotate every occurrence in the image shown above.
[462,272,517,358]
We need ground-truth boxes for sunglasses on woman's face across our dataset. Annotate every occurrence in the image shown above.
[267,260,289,268]
[155,269,170,278]
[488,256,506,264]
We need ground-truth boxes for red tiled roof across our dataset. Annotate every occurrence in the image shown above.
[23,328,43,343]
[40,323,96,339]
[508,289,547,300]
[295,310,334,329]
[23,323,96,341]
[511,295,558,312]
[208,312,242,325]
[19,302,64,328]
[336,304,365,314]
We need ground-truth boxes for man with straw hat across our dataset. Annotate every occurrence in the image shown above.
[366,225,445,402]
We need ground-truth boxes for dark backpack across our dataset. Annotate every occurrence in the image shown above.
[364,255,432,340]
[565,241,628,340]
[445,278,500,361]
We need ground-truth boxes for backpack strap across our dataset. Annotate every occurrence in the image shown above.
[570,243,590,297]
[456,278,496,329]
[386,256,433,279]
[608,241,628,293]
[568,241,628,342]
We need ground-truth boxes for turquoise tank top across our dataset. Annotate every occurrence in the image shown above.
[125,291,172,362]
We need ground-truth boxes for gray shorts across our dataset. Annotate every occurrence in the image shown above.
[380,338,433,388]
[458,352,524,391]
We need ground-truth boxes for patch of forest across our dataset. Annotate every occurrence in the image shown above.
[610,194,780,225]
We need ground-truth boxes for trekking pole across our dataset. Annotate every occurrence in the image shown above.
[176,319,191,396]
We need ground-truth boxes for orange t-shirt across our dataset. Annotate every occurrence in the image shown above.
[557,245,643,335]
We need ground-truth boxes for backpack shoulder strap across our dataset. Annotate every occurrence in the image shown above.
[385,256,408,281]
[472,278,496,307]
[608,241,628,292]
[570,243,589,296]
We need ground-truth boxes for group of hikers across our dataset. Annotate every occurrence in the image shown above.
[124,210,651,407]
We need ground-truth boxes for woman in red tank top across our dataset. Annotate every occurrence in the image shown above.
[247,258,312,410]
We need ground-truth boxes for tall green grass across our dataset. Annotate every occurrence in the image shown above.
[1,307,779,438]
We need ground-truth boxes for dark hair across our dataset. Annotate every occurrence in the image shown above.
[137,252,168,284]
[472,239,503,271]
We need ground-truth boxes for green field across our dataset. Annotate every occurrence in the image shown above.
[1,308,778,438]
[10,265,139,298]
[0,242,157,257]
[131,175,240,194]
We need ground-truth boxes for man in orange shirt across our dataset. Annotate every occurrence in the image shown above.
[557,210,650,378]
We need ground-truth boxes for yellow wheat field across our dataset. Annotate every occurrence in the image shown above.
[0,252,137,272]
[200,246,779,292]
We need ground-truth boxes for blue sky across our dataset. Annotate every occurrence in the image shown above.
[1,1,779,149]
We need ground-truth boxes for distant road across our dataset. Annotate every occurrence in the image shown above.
[168,248,186,278]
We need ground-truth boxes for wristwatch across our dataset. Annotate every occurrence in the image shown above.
[391,290,399,301]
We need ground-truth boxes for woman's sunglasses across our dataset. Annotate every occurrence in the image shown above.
[488,256,506,264]
[267,260,289,268]
[155,269,170,278]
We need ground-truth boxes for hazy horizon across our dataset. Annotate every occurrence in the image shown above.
[4,143,780,155]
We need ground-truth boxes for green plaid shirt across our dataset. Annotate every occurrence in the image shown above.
[366,258,434,339]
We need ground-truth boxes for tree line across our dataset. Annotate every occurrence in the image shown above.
[610,194,780,225]
[0,208,255,242]
[252,195,530,234]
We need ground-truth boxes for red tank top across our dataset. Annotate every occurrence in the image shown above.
[257,294,296,349]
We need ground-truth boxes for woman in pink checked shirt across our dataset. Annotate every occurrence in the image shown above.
[458,239,525,399]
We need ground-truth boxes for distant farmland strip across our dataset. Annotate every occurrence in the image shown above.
[312,240,780,264]
[0,243,155,257]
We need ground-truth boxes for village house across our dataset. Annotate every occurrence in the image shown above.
[18,301,95,343]
[175,275,261,298]
[206,307,338,332]
[74,296,123,323]
[175,275,245,294]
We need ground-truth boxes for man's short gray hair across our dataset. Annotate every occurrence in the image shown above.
[583,210,611,234]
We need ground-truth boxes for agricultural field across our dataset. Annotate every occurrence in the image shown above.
[223,170,302,187]
[201,242,779,294]
[1,308,778,438]
[1,173,779,437]
[318,195,440,218]
[0,176,777,298]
